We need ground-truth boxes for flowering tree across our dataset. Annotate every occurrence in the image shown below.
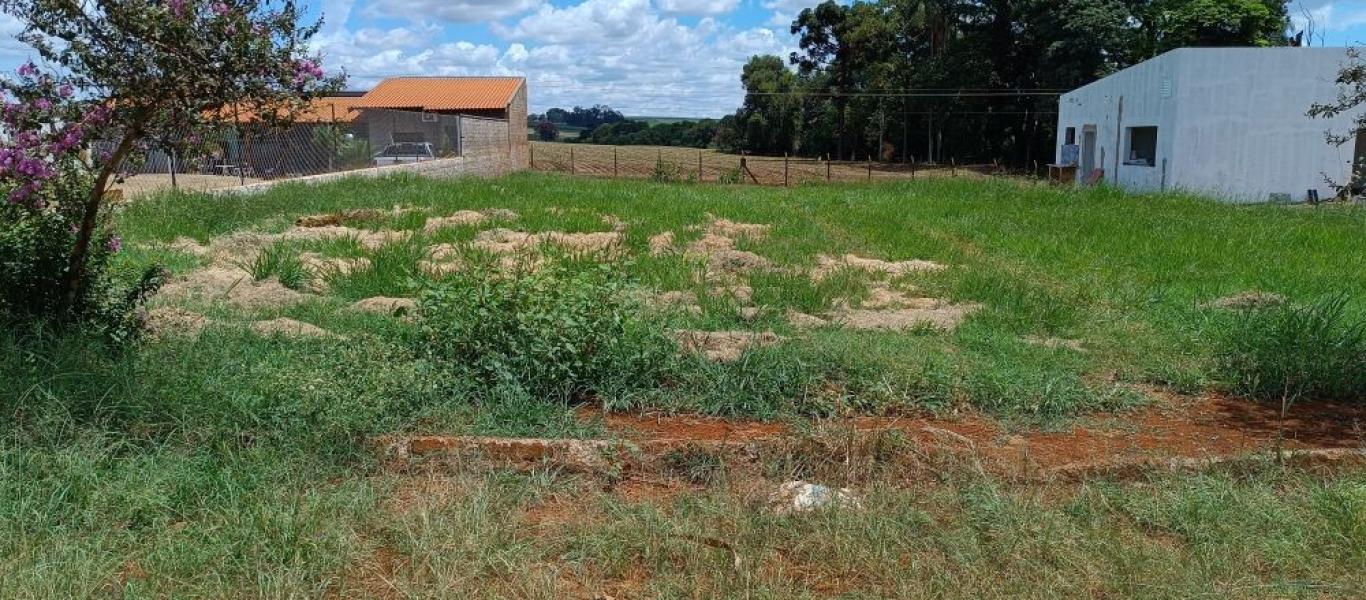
[0,0,342,322]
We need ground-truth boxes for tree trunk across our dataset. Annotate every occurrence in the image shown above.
[62,132,138,316]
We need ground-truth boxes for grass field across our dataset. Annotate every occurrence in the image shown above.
[4,172,1366,597]
[529,141,988,185]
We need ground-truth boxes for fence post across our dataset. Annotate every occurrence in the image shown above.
[698,149,702,182]
[329,105,337,172]
[169,147,177,190]
[826,155,831,181]
[614,147,618,177]
[910,155,916,179]
[951,158,956,177]
[783,153,789,187]
[570,147,575,174]
[867,155,872,181]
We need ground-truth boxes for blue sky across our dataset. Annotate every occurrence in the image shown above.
[1,0,1364,117]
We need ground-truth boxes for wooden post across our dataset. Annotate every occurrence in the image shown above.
[169,147,177,190]
[613,147,618,177]
[570,147,575,174]
[698,149,703,181]
[826,155,831,181]
[910,155,916,180]
[783,153,789,187]
[951,158,956,177]
[529,142,535,169]
[867,155,872,181]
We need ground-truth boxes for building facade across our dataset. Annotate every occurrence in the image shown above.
[1056,48,1362,203]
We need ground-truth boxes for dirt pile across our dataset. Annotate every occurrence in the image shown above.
[472,228,624,256]
[675,329,783,362]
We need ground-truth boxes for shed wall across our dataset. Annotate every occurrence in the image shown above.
[1058,48,1362,203]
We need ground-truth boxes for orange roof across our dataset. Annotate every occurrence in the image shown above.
[295,96,365,123]
[210,96,365,124]
[353,77,523,111]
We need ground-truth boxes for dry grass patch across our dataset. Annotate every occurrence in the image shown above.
[675,330,784,362]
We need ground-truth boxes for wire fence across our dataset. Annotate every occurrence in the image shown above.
[110,109,520,198]
[528,141,1006,186]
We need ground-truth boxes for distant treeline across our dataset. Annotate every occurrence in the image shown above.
[718,0,1295,166]
[529,106,719,148]
[535,0,1297,165]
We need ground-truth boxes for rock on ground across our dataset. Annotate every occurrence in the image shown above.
[767,481,862,515]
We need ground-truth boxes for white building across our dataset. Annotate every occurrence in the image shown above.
[1056,47,1362,203]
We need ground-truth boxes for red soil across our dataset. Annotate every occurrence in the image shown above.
[583,392,1366,473]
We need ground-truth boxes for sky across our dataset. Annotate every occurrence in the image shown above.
[0,0,1363,118]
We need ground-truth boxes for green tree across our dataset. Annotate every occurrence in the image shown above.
[1,0,341,315]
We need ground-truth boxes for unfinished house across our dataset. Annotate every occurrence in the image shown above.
[1056,48,1362,203]
[351,76,529,168]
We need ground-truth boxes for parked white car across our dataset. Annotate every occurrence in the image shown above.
[372,142,436,166]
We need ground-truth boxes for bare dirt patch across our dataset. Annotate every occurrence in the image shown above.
[474,228,624,256]
[648,231,675,255]
[282,226,411,251]
[298,252,371,276]
[829,302,981,331]
[351,297,416,316]
[786,310,829,329]
[158,266,307,310]
[422,208,518,232]
[143,307,212,338]
[675,330,783,362]
[704,216,770,240]
[1205,291,1287,310]
[251,317,342,340]
[295,209,385,228]
[1024,336,1086,351]
[812,253,946,281]
[582,391,1366,480]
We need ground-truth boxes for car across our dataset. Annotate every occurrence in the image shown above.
[372,142,436,166]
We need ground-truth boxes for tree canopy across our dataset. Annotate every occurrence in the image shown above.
[718,0,1292,164]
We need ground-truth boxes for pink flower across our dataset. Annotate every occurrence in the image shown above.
[57,84,73,98]
[167,0,186,16]
[16,62,36,78]
[211,2,229,16]
[106,235,122,253]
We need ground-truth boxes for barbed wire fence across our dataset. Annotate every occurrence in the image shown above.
[527,141,1006,187]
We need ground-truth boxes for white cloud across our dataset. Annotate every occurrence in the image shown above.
[0,13,33,61]
[313,0,797,116]
[363,0,544,23]
[656,0,740,17]
[762,0,832,29]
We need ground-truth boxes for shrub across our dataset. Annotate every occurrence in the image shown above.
[0,173,164,343]
[1214,296,1366,402]
[416,263,675,402]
